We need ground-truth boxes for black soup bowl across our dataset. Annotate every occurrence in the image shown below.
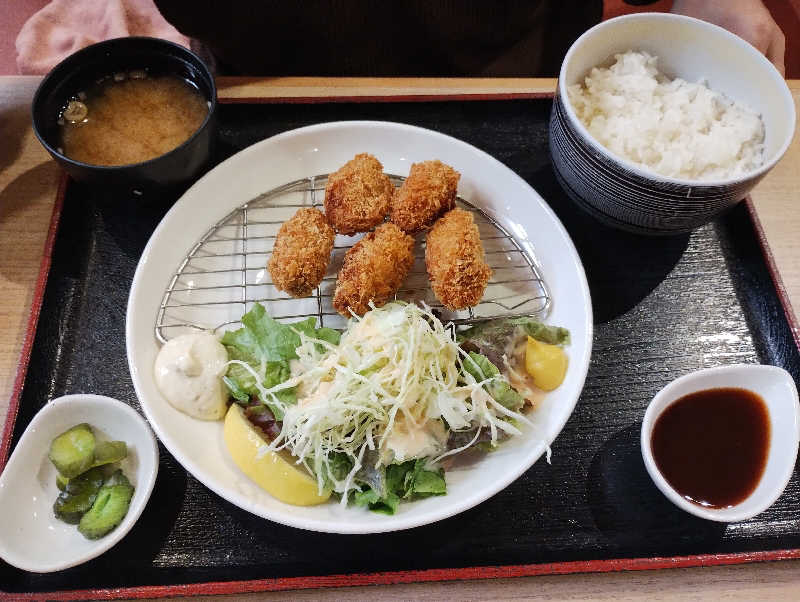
[32,37,217,193]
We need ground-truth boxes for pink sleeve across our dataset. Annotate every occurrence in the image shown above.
[15,0,190,75]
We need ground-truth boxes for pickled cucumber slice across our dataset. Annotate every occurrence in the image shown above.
[102,468,131,488]
[91,440,127,467]
[56,473,69,491]
[49,423,96,478]
[77,471,134,539]
[53,466,106,524]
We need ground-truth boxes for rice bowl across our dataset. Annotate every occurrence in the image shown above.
[549,13,795,235]
[567,50,765,181]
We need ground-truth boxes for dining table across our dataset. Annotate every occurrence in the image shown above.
[1,74,799,600]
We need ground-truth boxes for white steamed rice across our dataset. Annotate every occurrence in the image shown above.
[567,50,765,181]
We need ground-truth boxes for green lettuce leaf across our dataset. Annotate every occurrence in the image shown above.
[410,466,448,496]
[223,346,260,396]
[458,316,569,348]
[327,452,354,483]
[353,488,400,515]
[221,303,339,418]
[314,327,342,348]
[222,376,249,403]
[401,459,446,497]
[511,317,570,346]
[386,459,446,501]
[223,304,305,363]
[462,351,524,411]
[282,317,341,353]
[353,458,446,515]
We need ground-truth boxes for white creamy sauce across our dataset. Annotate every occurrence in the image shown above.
[298,380,334,409]
[154,331,229,420]
[383,416,447,463]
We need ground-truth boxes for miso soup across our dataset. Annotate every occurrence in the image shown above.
[58,72,209,166]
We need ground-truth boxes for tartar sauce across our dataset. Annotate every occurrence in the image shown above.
[154,331,229,420]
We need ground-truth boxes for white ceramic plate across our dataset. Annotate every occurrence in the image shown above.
[126,121,592,533]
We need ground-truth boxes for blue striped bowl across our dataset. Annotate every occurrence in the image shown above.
[549,13,795,235]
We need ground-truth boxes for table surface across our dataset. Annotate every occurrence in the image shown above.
[1,75,799,600]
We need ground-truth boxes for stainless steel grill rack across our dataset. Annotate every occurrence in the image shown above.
[155,174,552,343]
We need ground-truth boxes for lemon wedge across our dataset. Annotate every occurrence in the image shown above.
[525,336,568,391]
[223,404,331,506]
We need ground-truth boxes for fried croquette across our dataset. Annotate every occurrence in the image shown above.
[425,208,492,310]
[324,153,394,235]
[391,160,460,234]
[268,208,335,298]
[333,223,415,317]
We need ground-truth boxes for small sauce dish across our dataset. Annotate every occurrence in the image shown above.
[0,394,158,573]
[641,364,799,522]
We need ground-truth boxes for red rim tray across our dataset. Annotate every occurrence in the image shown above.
[2,92,799,599]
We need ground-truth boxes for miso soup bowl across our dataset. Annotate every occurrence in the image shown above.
[641,364,800,522]
[32,37,217,193]
[549,13,795,235]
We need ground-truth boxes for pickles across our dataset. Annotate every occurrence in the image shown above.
[91,440,128,468]
[103,469,131,487]
[47,423,134,538]
[78,471,135,540]
[48,423,96,478]
[49,423,128,479]
[53,466,106,524]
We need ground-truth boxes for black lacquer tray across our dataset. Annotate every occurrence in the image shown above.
[2,97,800,598]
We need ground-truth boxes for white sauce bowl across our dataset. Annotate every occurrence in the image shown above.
[641,364,799,522]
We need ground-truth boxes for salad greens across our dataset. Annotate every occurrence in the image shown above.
[353,459,447,514]
[221,303,340,419]
[222,302,569,515]
[462,351,524,411]
[458,317,570,347]
[457,316,570,384]
[322,450,447,514]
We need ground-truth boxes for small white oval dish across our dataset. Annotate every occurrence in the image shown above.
[641,364,799,522]
[0,394,158,573]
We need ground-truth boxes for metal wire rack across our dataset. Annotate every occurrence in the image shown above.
[155,174,552,343]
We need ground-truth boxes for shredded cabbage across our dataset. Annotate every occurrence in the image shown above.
[254,302,533,502]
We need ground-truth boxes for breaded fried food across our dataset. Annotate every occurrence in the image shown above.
[333,223,415,317]
[268,207,335,298]
[324,153,394,235]
[391,160,460,234]
[425,208,492,310]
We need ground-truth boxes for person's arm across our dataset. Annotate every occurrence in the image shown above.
[672,0,786,75]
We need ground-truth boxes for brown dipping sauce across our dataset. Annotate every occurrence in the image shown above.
[651,387,770,509]
[58,71,208,166]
